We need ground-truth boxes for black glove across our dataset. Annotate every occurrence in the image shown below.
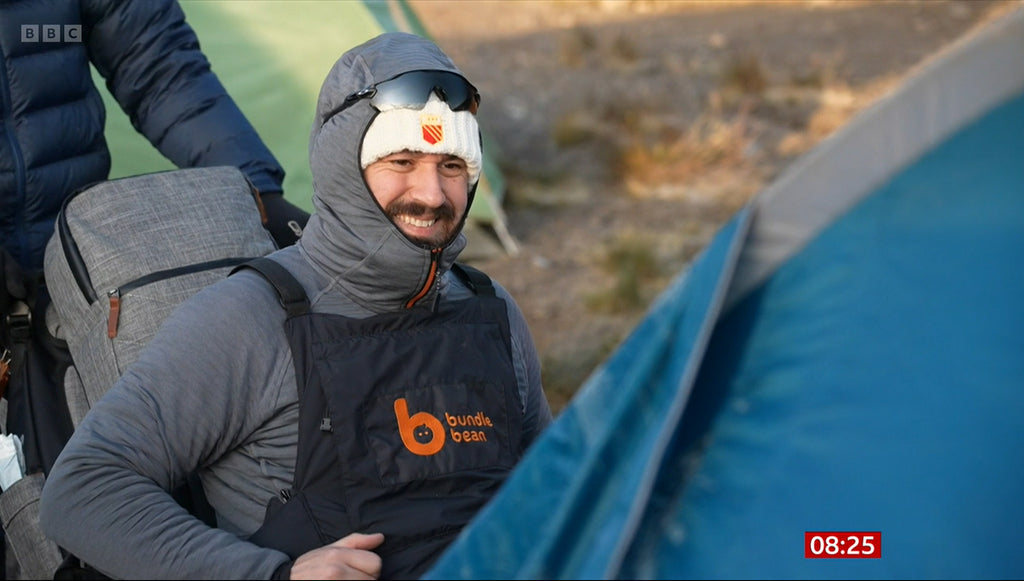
[260,192,309,248]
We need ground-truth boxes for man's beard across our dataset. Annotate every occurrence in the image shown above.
[385,200,459,247]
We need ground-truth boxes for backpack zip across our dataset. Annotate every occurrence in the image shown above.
[104,257,254,338]
[55,186,101,304]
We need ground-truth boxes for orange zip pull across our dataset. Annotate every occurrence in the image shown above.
[107,289,121,338]
[405,249,441,309]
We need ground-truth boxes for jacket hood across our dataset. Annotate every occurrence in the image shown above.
[300,32,477,313]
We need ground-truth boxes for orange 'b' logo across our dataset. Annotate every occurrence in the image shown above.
[394,398,445,456]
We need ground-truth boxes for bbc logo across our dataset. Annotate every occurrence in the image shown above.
[21,25,82,43]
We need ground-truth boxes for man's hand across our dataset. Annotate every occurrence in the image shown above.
[290,532,385,580]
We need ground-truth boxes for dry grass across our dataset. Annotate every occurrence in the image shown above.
[615,103,758,195]
[584,233,662,314]
[721,53,768,95]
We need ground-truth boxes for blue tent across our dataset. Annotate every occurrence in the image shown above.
[425,8,1024,580]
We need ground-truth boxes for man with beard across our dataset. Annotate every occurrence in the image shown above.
[39,32,552,580]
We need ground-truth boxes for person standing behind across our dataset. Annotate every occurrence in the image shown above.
[0,0,309,475]
[40,31,552,579]
[1,1,309,577]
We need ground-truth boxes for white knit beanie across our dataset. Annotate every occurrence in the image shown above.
[360,93,482,184]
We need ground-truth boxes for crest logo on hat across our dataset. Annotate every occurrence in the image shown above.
[421,113,443,145]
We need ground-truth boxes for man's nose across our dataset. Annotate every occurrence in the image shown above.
[408,166,446,207]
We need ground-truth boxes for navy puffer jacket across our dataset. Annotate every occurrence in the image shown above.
[0,0,286,272]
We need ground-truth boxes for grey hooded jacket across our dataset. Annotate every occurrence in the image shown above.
[39,32,552,579]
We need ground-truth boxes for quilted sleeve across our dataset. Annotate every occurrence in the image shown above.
[80,0,285,195]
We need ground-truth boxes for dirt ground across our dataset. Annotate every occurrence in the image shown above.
[409,0,1019,412]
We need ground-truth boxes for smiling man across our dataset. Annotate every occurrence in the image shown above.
[365,150,468,248]
[40,32,552,580]
[359,86,481,250]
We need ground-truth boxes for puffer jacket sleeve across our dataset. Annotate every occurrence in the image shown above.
[80,0,285,195]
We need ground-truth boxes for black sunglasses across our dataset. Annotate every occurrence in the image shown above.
[341,70,480,116]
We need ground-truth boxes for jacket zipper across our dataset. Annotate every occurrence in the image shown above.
[404,248,442,309]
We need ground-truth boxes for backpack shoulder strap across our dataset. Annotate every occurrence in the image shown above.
[450,262,495,297]
[231,257,310,317]
[235,259,491,309]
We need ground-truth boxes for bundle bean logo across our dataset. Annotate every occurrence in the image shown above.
[394,398,493,456]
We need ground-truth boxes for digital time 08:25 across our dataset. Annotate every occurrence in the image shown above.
[804,531,881,559]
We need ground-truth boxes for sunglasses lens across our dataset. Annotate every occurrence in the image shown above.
[370,71,479,114]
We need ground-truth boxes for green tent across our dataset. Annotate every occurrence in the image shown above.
[96,0,515,255]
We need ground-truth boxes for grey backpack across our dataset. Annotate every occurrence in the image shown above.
[44,166,279,428]
[1,166,278,580]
